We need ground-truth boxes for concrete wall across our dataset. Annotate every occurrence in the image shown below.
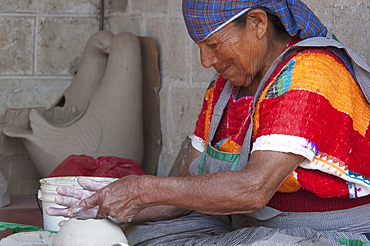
[0,0,369,178]
[0,0,104,122]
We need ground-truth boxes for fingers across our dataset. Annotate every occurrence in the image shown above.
[66,193,99,217]
[55,195,80,207]
[56,186,95,200]
[56,186,84,199]
[46,179,108,220]
[46,207,69,217]
[74,207,99,218]
[54,178,114,208]
[79,192,100,209]
[47,204,99,218]
[77,177,112,191]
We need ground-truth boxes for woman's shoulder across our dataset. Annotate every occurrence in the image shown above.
[286,47,348,68]
[268,47,351,85]
[276,47,355,86]
[265,47,360,99]
[286,47,355,84]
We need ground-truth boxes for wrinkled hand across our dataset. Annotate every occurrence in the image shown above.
[46,177,113,219]
[66,175,146,223]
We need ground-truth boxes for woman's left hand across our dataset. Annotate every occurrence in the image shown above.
[46,177,113,219]
[67,175,146,223]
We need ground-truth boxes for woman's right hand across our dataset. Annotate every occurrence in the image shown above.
[46,177,113,219]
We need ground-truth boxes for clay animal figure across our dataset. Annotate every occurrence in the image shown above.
[3,32,144,177]
[48,30,114,126]
[25,30,115,127]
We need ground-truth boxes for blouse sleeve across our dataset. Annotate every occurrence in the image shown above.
[191,74,219,153]
[252,49,370,166]
[252,49,370,198]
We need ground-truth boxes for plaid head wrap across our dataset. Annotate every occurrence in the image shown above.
[182,0,327,42]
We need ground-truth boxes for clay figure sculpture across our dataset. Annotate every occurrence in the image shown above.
[46,30,114,126]
[20,30,115,127]
[3,32,144,177]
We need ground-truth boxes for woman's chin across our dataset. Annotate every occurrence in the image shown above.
[228,77,249,87]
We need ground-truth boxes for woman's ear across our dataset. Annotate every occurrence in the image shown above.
[246,9,269,39]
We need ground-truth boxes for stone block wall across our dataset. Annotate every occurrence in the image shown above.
[0,0,104,122]
[0,0,369,179]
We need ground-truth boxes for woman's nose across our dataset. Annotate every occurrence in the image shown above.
[199,45,217,68]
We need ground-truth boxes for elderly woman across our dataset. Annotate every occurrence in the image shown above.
[48,0,370,245]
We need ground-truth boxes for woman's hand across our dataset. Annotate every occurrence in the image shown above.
[46,177,113,219]
[66,175,147,223]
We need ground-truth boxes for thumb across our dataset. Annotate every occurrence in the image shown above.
[67,193,99,217]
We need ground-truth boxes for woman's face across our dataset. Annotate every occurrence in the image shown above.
[197,11,269,88]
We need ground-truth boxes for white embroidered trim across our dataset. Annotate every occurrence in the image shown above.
[300,156,370,198]
[189,135,205,153]
[252,134,318,161]
[253,134,370,198]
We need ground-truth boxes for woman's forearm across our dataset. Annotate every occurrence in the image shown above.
[74,150,303,222]
[140,171,263,215]
[140,150,304,215]
[131,148,197,223]
[131,205,191,223]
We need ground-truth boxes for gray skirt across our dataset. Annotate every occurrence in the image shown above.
[125,203,370,246]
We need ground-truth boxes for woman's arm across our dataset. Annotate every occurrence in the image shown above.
[138,150,304,215]
[72,149,303,222]
[127,148,202,223]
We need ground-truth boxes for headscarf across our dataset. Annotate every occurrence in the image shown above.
[182,0,327,42]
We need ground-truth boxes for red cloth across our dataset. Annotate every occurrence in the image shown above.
[268,189,370,212]
[193,76,254,152]
[49,155,147,178]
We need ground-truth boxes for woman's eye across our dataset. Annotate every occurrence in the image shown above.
[207,43,217,49]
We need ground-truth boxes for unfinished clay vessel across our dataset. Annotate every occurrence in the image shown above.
[3,32,144,177]
[52,218,128,246]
